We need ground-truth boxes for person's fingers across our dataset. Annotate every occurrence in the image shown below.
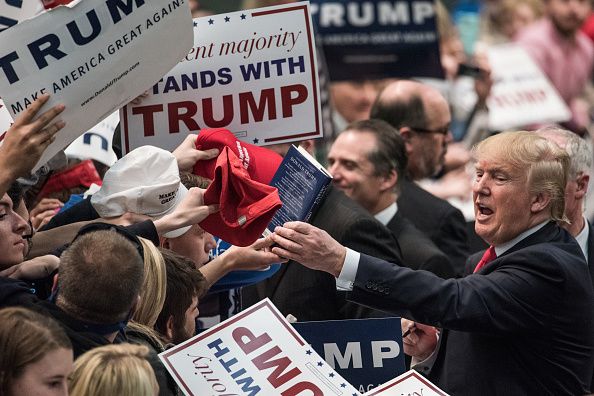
[14,94,51,125]
[196,148,219,160]
[274,225,309,246]
[30,103,65,131]
[251,237,274,250]
[283,221,313,234]
[271,246,296,262]
[33,208,58,220]
[270,231,302,252]
[31,199,62,214]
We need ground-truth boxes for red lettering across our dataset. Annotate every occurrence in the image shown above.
[252,346,301,388]
[132,104,163,137]
[282,381,323,396]
[202,95,234,128]
[239,88,277,124]
[281,84,307,117]
[168,101,199,133]
[232,327,272,355]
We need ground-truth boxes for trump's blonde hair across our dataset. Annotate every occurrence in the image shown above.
[473,131,569,222]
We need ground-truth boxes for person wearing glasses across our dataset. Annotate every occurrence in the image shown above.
[370,80,470,277]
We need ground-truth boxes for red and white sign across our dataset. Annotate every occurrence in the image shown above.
[364,370,449,396]
[121,1,322,155]
[159,299,358,396]
[487,43,571,131]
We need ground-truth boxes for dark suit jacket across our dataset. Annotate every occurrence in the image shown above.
[348,222,594,395]
[387,211,456,279]
[558,221,594,295]
[242,186,402,321]
[397,180,469,277]
[588,221,594,392]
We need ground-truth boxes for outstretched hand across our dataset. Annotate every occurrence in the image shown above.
[270,221,346,277]
[173,134,219,172]
[153,187,219,235]
[224,237,287,272]
[0,94,65,179]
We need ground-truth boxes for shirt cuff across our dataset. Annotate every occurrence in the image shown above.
[411,331,441,376]
[335,248,360,291]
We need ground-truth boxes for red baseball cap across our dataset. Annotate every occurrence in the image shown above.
[38,160,102,201]
[193,128,283,184]
[199,146,282,247]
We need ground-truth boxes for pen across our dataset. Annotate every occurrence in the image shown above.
[402,324,416,338]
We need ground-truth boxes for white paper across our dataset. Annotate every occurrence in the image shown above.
[487,43,571,131]
[364,370,449,396]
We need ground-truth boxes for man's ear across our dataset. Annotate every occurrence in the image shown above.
[399,127,414,154]
[379,169,398,193]
[165,315,175,342]
[530,192,551,214]
[161,237,170,249]
[575,173,590,200]
[130,295,141,316]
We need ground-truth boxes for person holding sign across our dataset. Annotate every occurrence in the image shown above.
[0,94,65,198]
[270,131,594,395]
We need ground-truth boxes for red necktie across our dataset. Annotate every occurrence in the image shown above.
[473,245,497,273]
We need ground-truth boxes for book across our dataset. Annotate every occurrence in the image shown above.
[265,145,332,234]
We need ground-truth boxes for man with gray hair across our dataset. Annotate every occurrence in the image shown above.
[537,127,593,266]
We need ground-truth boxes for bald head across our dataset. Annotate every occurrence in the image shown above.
[371,80,452,180]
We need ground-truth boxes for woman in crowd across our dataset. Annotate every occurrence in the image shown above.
[0,306,73,396]
[69,343,159,396]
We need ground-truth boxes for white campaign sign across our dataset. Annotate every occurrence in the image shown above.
[121,1,322,155]
[159,299,359,396]
[0,0,43,32]
[487,43,571,131]
[364,370,449,396]
[65,111,118,166]
[0,98,12,139]
[0,0,194,171]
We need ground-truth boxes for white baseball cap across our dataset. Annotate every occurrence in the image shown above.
[91,146,190,238]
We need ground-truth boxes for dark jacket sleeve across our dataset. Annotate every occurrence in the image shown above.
[347,249,576,335]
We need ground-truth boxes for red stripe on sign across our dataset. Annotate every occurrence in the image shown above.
[253,4,322,143]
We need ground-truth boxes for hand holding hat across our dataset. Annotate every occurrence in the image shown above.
[173,134,219,172]
[153,187,219,236]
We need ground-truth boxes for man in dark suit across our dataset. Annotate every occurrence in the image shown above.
[371,80,469,275]
[327,119,456,279]
[242,144,402,321]
[270,131,594,395]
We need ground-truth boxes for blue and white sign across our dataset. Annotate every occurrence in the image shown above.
[0,0,42,32]
[293,317,406,394]
[0,0,194,171]
[310,0,443,81]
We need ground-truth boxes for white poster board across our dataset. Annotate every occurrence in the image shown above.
[121,1,322,155]
[0,98,12,140]
[64,111,118,166]
[159,299,359,396]
[0,0,194,171]
[487,43,571,131]
[364,370,449,396]
[0,0,43,32]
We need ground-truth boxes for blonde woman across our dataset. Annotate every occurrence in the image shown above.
[133,237,167,329]
[69,343,158,396]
